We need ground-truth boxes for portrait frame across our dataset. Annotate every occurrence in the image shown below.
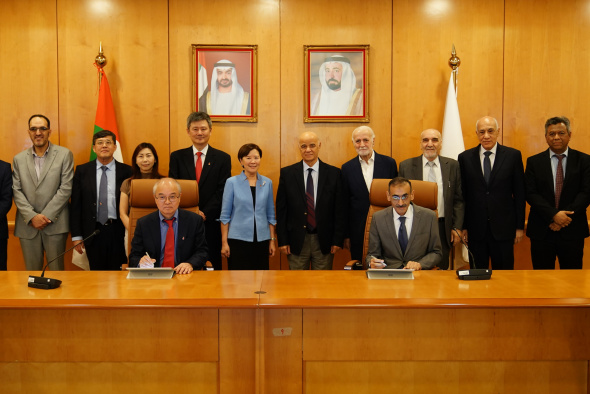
[192,44,258,122]
[304,45,369,123]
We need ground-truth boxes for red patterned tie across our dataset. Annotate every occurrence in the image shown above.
[195,152,203,183]
[555,154,564,208]
[162,218,175,268]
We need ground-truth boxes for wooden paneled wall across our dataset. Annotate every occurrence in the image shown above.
[1,0,590,270]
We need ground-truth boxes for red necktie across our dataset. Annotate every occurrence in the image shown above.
[195,152,203,183]
[555,154,564,208]
[162,218,175,268]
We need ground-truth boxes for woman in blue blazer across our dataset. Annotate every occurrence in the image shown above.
[220,143,276,269]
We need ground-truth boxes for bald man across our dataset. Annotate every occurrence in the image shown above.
[458,116,525,270]
[276,132,345,270]
[399,129,464,269]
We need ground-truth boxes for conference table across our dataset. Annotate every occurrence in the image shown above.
[1,270,589,393]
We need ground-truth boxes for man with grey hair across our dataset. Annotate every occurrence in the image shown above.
[129,178,208,274]
[341,126,397,262]
[399,129,464,269]
[169,111,231,270]
[199,59,250,115]
[525,116,590,269]
[310,55,363,116]
[458,116,525,270]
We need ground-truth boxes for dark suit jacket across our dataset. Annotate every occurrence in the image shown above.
[341,152,397,259]
[399,155,464,245]
[0,160,12,240]
[276,159,345,255]
[70,160,132,245]
[169,145,231,222]
[128,209,208,269]
[365,204,441,269]
[525,148,590,240]
[458,144,525,241]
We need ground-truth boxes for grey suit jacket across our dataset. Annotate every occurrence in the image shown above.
[12,143,74,239]
[366,204,441,269]
[398,155,464,245]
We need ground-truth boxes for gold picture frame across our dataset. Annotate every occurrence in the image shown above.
[192,44,258,122]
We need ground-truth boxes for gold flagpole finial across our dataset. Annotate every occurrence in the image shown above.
[448,44,461,92]
[95,41,107,68]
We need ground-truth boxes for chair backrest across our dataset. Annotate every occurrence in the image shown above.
[128,179,199,253]
[360,178,438,267]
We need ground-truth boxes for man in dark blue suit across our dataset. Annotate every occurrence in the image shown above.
[458,116,525,270]
[129,178,208,274]
[341,126,397,262]
[0,160,12,270]
[169,112,231,270]
[525,116,590,269]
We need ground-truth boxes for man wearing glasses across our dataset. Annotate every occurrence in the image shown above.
[128,178,208,274]
[70,130,132,270]
[12,114,74,271]
[366,177,441,270]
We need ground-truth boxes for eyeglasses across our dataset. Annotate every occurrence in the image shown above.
[95,140,114,146]
[390,194,410,201]
[29,127,48,132]
[155,195,179,203]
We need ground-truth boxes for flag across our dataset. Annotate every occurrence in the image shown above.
[198,52,208,99]
[440,71,464,160]
[92,65,123,162]
[440,71,469,264]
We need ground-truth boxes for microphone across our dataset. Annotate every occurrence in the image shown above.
[453,228,492,281]
[28,229,101,290]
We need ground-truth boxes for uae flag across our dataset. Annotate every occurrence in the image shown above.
[91,66,123,162]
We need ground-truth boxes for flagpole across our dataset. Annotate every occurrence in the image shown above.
[448,44,461,93]
[95,42,107,87]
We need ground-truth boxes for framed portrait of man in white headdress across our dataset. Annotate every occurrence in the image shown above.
[192,44,257,122]
[304,45,369,123]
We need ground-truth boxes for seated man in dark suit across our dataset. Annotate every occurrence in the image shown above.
[129,178,208,274]
[366,177,441,270]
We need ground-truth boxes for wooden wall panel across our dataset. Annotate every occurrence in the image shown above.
[392,0,505,163]
[57,0,170,171]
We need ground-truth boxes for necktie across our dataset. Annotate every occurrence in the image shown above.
[483,151,492,184]
[162,218,176,268]
[306,168,316,232]
[555,154,565,208]
[427,161,437,182]
[398,216,408,255]
[98,166,108,224]
[195,152,203,183]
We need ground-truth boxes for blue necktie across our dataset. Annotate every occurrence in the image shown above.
[398,216,408,254]
[98,166,108,224]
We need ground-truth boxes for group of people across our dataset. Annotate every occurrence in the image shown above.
[0,112,588,274]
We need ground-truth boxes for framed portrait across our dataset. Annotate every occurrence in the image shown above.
[192,44,258,122]
[304,45,369,123]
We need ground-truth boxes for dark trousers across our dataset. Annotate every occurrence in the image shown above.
[85,220,127,271]
[227,238,269,270]
[438,219,450,270]
[205,218,222,270]
[0,238,6,270]
[468,222,514,270]
[531,234,584,269]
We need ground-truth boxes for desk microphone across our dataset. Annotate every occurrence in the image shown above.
[453,229,492,281]
[27,229,101,290]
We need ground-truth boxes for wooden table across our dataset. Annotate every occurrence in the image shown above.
[1,270,589,393]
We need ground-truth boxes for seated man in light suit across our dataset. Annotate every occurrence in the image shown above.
[366,177,441,270]
[128,178,208,274]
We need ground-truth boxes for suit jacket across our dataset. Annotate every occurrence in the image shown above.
[169,145,231,223]
[399,155,464,245]
[276,159,345,255]
[341,152,397,258]
[525,148,590,240]
[458,144,525,241]
[0,160,12,240]
[128,209,208,269]
[365,204,441,269]
[12,144,74,239]
[70,159,132,245]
